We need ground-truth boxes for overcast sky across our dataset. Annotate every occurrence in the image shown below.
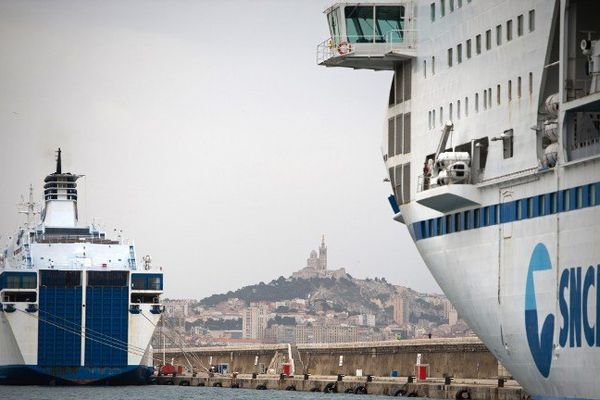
[0,0,439,298]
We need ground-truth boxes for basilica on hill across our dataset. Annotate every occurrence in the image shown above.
[292,235,348,280]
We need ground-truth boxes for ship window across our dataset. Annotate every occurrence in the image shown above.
[483,90,487,109]
[518,77,522,97]
[429,219,435,237]
[446,215,454,233]
[327,10,340,39]
[475,93,479,112]
[474,208,480,228]
[395,114,403,155]
[463,211,470,230]
[590,184,596,206]
[507,20,513,41]
[375,6,405,43]
[432,109,436,127]
[431,3,436,22]
[432,56,436,75]
[563,190,570,211]
[455,213,462,232]
[403,113,411,153]
[496,25,502,46]
[503,129,514,158]
[388,118,395,156]
[476,34,482,54]
[539,195,546,216]
[458,0,462,7]
[488,88,492,108]
[489,205,498,225]
[424,60,427,78]
[345,6,374,44]
[516,200,522,220]
[437,217,443,236]
[528,10,535,32]
[486,29,491,50]
[449,103,453,120]
[428,111,432,129]
[577,187,584,209]
[466,39,472,58]
[131,273,163,291]
[465,97,469,116]
[40,270,81,288]
[449,0,454,12]
[440,0,445,17]
[88,271,128,287]
[457,43,462,64]
[527,198,534,218]
[2,291,36,303]
[440,107,443,124]
[508,80,512,100]
[551,192,558,213]
[497,84,501,105]
[457,100,461,119]
[448,48,453,67]
[529,72,533,94]
[517,15,524,36]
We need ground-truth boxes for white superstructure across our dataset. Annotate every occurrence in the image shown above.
[318,1,600,399]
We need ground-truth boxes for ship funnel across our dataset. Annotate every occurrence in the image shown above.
[41,148,81,227]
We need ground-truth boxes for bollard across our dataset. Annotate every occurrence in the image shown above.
[498,378,505,388]
[366,375,373,382]
[337,374,344,382]
[407,375,414,383]
[304,373,310,381]
[252,372,257,379]
[444,376,452,385]
[280,373,285,381]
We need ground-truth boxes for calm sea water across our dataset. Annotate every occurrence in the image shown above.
[0,386,429,400]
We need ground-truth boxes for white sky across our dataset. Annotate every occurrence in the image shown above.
[0,0,439,298]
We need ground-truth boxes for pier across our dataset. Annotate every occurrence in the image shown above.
[154,338,527,399]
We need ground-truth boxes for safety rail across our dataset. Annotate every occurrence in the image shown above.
[316,30,417,65]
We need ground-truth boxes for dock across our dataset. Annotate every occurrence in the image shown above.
[154,373,526,399]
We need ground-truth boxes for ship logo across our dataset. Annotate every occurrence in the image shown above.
[525,243,555,378]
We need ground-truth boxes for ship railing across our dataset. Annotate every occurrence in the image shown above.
[316,30,417,65]
[35,236,121,245]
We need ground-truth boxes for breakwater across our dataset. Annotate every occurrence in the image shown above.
[158,337,506,379]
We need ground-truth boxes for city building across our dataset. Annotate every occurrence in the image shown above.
[242,305,269,339]
[392,295,410,325]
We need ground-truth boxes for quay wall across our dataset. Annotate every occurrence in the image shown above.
[159,338,503,379]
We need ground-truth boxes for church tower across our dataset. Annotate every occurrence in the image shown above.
[318,234,327,271]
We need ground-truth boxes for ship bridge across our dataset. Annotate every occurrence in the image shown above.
[316,1,416,70]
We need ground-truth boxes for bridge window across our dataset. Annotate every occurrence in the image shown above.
[476,34,482,54]
[375,6,405,43]
[506,20,513,41]
[131,273,163,291]
[327,10,340,39]
[345,6,374,43]
[40,270,81,287]
[466,39,472,58]
[430,3,435,22]
[486,30,492,50]
[457,43,462,64]
[88,271,128,287]
[496,25,502,46]
[1,272,37,289]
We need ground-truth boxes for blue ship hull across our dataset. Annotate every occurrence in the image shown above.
[0,365,154,385]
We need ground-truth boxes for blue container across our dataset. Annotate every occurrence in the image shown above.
[390,370,399,377]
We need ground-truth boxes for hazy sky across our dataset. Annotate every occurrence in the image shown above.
[0,0,439,298]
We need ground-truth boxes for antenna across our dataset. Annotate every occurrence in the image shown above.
[18,184,39,229]
[55,148,62,174]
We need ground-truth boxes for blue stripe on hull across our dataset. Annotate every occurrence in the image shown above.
[0,365,153,385]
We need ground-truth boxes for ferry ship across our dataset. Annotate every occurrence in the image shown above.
[0,149,164,384]
[318,1,600,399]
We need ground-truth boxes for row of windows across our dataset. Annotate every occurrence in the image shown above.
[427,73,533,129]
[0,272,37,290]
[414,183,600,241]
[446,10,535,68]
[430,0,472,22]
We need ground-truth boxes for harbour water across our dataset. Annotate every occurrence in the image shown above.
[0,386,427,400]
